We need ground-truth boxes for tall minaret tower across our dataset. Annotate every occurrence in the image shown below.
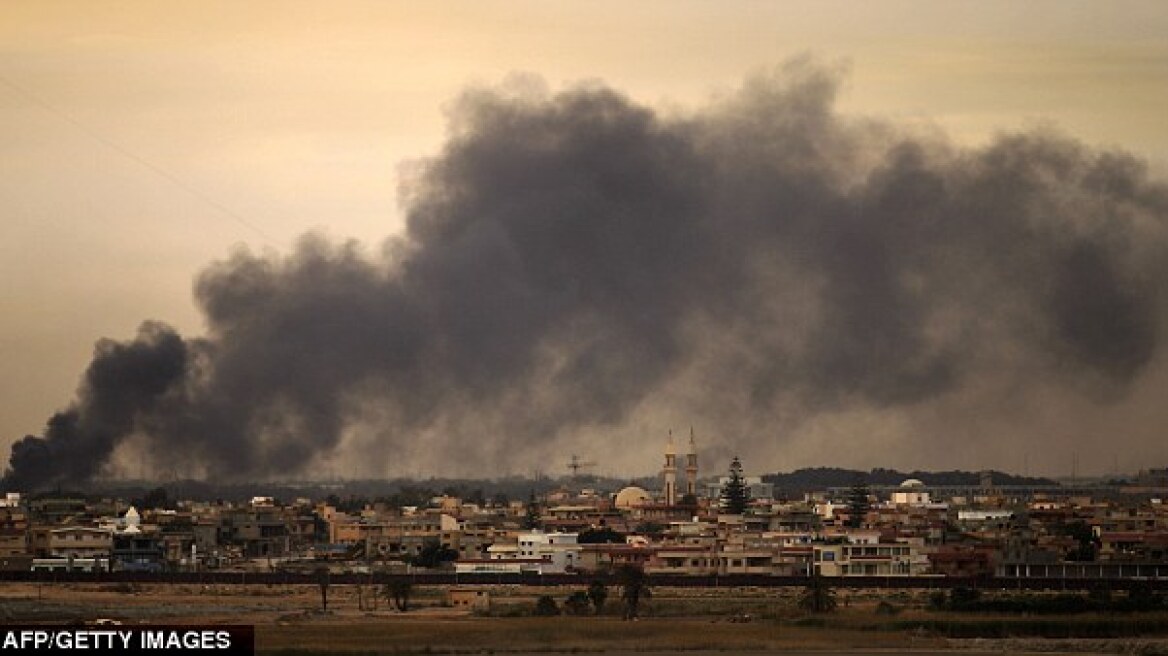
[663,430,677,506]
[685,427,699,497]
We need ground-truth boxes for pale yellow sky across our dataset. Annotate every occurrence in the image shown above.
[2,0,1167,474]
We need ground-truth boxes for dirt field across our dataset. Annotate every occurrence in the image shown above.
[1,582,1165,654]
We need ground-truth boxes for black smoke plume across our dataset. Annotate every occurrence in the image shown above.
[6,61,1167,489]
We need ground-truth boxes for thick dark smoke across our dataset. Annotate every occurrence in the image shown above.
[4,323,188,490]
[6,61,1168,489]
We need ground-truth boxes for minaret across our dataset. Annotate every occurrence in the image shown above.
[685,427,699,497]
[663,430,677,506]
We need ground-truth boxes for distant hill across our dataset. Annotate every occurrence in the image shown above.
[761,467,1058,494]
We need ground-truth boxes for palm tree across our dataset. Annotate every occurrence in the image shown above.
[314,566,330,612]
[587,579,608,615]
[797,573,837,613]
[383,579,413,612]
[614,564,651,620]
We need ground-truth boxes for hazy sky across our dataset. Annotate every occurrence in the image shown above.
[2,1,1167,478]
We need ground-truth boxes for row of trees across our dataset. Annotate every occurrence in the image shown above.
[536,565,651,619]
[317,564,843,618]
[319,565,653,619]
[317,568,415,613]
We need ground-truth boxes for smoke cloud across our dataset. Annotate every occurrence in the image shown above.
[6,60,1168,489]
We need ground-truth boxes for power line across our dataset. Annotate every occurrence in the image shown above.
[0,72,276,247]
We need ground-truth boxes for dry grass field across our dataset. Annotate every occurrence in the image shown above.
[3,581,1168,654]
[255,616,932,654]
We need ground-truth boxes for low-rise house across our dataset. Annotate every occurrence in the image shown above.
[813,540,928,576]
[0,505,28,559]
[112,533,166,572]
[998,560,1168,579]
[716,542,776,575]
[453,557,554,574]
[448,587,490,611]
[928,544,997,577]
[648,545,716,575]
[46,526,113,560]
[576,543,652,572]
[218,506,291,558]
[517,531,581,572]
[1098,531,1168,561]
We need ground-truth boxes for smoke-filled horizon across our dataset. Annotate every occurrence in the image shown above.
[5,61,1167,491]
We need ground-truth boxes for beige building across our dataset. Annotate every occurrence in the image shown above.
[47,527,113,559]
[448,587,491,611]
[813,541,929,576]
[0,506,28,558]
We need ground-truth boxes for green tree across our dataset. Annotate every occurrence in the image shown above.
[614,564,651,620]
[410,539,458,569]
[1059,520,1098,561]
[383,579,413,612]
[1125,583,1159,611]
[587,579,608,615]
[948,586,981,609]
[720,456,750,514]
[633,522,666,538]
[522,490,542,530]
[1087,582,1112,606]
[315,566,331,612]
[534,595,560,616]
[578,527,625,544]
[846,480,871,529]
[797,573,837,613]
[564,590,591,615]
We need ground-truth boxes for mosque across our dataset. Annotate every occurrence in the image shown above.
[613,428,699,510]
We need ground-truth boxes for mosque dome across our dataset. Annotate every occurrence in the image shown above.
[900,478,926,488]
[614,486,652,509]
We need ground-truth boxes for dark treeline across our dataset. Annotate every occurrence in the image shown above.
[762,467,1058,494]
[930,585,1165,614]
[53,474,660,506]
[28,467,1063,505]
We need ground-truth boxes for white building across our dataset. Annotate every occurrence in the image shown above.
[454,558,552,575]
[516,531,581,573]
[957,509,1014,522]
[890,479,931,506]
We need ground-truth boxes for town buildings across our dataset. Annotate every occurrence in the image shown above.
[4,442,1168,582]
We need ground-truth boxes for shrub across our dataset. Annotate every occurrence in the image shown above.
[948,586,981,609]
[587,580,608,615]
[533,595,560,617]
[797,576,837,613]
[564,591,591,616]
